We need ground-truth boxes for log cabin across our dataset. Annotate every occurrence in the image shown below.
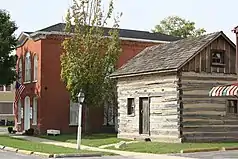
[110,31,238,143]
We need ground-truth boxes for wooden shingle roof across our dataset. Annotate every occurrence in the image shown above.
[111,31,234,78]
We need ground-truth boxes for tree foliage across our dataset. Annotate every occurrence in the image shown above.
[61,0,122,108]
[0,10,17,85]
[152,16,206,38]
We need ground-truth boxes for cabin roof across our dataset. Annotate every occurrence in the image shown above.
[111,31,235,78]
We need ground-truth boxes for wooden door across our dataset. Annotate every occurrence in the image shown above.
[139,97,150,134]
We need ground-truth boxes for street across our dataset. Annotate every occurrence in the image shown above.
[0,151,138,159]
[174,150,238,159]
[0,150,43,159]
[2,150,238,159]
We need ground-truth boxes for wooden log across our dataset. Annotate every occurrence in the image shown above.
[182,107,226,112]
[181,72,237,79]
[183,114,238,120]
[183,126,238,133]
[182,98,225,104]
[182,120,238,126]
[183,132,238,138]
[183,137,238,143]
[150,130,179,136]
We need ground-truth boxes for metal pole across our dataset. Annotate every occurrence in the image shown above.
[77,102,82,150]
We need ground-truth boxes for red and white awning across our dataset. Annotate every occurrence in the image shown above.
[209,83,238,97]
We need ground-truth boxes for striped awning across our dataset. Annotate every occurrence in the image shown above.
[209,83,238,97]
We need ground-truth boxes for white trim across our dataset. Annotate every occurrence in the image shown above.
[17,30,174,48]
[23,81,31,84]
[119,37,169,43]
[30,31,172,43]
[110,68,177,79]
[17,100,22,124]
[69,124,78,126]
[32,80,37,83]
[0,114,14,117]
[32,97,37,125]
[0,101,14,103]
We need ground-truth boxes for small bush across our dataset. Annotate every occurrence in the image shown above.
[8,127,13,134]
[26,128,34,136]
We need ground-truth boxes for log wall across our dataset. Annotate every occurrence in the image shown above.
[180,72,238,142]
[117,72,182,142]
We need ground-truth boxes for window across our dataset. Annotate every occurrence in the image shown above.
[25,52,31,82]
[17,100,22,124]
[211,50,225,66]
[32,97,37,125]
[18,58,23,83]
[5,85,11,91]
[227,100,238,114]
[127,98,135,116]
[0,85,3,91]
[33,55,38,81]
[0,85,12,92]
[70,101,78,125]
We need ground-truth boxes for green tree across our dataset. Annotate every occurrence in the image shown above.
[61,0,121,129]
[152,16,206,38]
[0,10,17,85]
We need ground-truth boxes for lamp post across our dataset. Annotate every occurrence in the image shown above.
[77,90,85,150]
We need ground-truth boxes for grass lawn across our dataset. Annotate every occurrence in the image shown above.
[0,135,113,155]
[108,142,238,154]
[41,133,130,147]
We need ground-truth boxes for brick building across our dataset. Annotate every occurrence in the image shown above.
[15,23,179,133]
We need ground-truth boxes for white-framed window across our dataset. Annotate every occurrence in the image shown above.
[33,55,38,81]
[69,101,78,125]
[18,58,23,83]
[32,97,37,125]
[25,52,31,82]
[17,100,22,124]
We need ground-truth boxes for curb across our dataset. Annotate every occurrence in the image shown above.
[222,147,238,151]
[0,145,5,150]
[32,152,53,158]
[3,146,18,152]
[53,153,102,158]
[180,147,220,153]
[18,149,34,155]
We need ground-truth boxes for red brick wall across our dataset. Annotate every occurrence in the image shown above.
[119,40,158,68]
[15,39,42,132]
[15,35,161,134]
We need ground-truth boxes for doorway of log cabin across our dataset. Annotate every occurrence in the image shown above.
[139,97,150,134]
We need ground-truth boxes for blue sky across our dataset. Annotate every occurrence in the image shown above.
[1,0,237,42]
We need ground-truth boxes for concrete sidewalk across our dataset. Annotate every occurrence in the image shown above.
[10,135,193,159]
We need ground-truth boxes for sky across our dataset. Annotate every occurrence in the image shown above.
[1,0,238,42]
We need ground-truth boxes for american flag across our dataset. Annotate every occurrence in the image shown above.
[14,81,25,106]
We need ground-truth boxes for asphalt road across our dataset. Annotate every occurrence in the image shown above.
[2,150,238,159]
[174,150,238,159]
[0,151,136,159]
[0,150,43,159]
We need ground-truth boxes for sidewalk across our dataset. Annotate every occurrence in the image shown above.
[10,135,193,159]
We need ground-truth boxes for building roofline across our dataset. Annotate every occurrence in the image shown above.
[110,68,178,79]
[17,31,171,48]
